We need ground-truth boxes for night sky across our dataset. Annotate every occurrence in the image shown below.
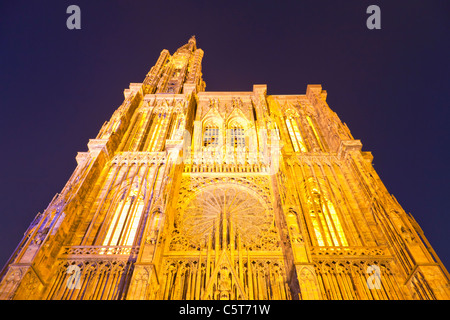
[1,1,449,271]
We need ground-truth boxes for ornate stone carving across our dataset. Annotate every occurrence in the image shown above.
[177,183,275,250]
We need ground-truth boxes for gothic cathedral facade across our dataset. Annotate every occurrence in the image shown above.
[1,37,449,300]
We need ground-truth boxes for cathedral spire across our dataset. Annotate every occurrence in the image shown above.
[143,36,204,94]
[188,35,196,51]
[175,35,197,53]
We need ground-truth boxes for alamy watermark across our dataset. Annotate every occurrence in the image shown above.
[366,5,381,30]
[366,265,381,289]
[66,5,81,30]
[66,265,81,289]
[66,5,380,31]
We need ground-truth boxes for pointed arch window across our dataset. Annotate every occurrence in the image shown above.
[170,112,185,140]
[306,115,325,152]
[274,122,281,140]
[102,182,145,247]
[306,182,348,247]
[203,126,219,147]
[285,116,307,152]
[230,125,245,149]
[145,112,170,152]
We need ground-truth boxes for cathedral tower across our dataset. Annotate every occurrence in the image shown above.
[1,37,449,300]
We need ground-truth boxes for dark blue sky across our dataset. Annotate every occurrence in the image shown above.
[1,1,449,270]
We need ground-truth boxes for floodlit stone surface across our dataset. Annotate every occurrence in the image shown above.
[1,37,449,300]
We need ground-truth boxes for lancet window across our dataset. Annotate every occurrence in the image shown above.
[306,115,325,152]
[229,126,245,149]
[203,126,219,147]
[274,122,281,140]
[306,181,348,247]
[170,112,185,140]
[102,182,145,247]
[147,112,169,151]
[285,116,307,152]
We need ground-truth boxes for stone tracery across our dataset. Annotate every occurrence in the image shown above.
[179,184,274,250]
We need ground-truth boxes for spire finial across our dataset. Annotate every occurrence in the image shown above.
[188,35,197,51]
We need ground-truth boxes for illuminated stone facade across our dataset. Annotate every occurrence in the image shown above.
[1,37,449,300]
